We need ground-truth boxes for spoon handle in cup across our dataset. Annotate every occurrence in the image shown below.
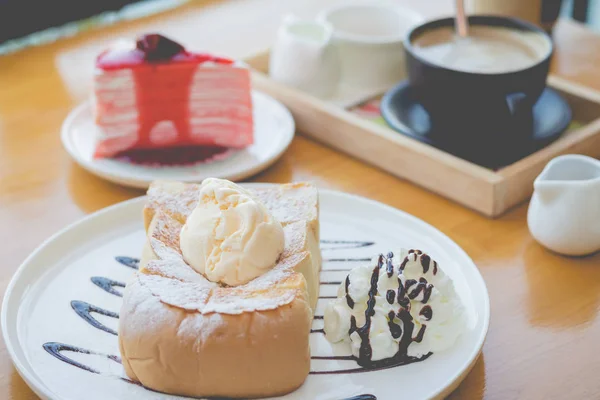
[455,0,469,37]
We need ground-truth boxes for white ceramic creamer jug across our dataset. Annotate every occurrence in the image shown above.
[269,15,339,98]
[528,154,600,256]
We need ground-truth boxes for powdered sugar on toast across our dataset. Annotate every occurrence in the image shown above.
[133,186,317,314]
[144,181,319,232]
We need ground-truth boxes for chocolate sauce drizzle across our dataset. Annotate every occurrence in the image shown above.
[420,254,431,273]
[385,252,394,277]
[345,276,355,309]
[320,240,375,250]
[351,255,382,365]
[344,396,377,400]
[91,276,125,297]
[324,257,372,263]
[312,355,355,361]
[115,256,139,269]
[43,342,122,374]
[309,353,431,375]
[387,311,402,339]
[397,276,408,308]
[405,278,434,303]
[405,250,438,276]
[321,281,342,285]
[386,290,395,304]
[329,251,436,372]
[413,325,427,343]
[324,268,357,272]
[71,300,119,336]
[420,305,433,321]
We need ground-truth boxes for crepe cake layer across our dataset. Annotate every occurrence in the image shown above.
[93,41,253,159]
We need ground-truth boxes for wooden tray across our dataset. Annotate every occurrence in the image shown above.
[245,51,600,217]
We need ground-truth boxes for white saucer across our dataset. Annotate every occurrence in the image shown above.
[61,92,295,189]
[1,187,489,400]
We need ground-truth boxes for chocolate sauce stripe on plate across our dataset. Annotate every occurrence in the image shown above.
[321,268,354,272]
[115,256,140,269]
[320,281,342,285]
[309,352,432,375]
[71,300,119,336]
[323,258,372,263]
[42,342,122,374]
[91,276,125,297]
[320,240,375,250]
[320,270,353,277]
[311,355,355,361]
[310,352,433,375]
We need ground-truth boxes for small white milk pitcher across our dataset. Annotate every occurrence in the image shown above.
[269,15,339,98]
[527,154,600,256]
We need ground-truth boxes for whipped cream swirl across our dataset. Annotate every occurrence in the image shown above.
[324,249,465,366]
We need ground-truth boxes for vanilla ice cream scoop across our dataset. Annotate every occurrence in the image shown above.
[179,178,285,286]
[324,249,465,367]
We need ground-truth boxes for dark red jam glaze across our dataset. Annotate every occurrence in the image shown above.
[96,34,233,70]
[114,145,231,166]
[136,34,184,61]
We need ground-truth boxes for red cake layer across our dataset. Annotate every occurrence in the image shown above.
[93,34,253,159]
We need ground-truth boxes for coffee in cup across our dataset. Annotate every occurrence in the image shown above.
[403,16,554,167]
[411,25,549,74]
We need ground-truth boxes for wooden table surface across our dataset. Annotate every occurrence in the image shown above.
[1,1,600,399]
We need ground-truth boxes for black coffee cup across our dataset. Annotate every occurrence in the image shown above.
[403,16,553,164]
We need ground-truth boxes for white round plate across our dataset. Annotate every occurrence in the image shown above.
[2,188,489,400]
[61,91,295,189]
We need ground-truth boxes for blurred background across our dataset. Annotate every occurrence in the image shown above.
[0,0,599,53]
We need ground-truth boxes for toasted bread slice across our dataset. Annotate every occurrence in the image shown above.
[120,181,321,398]
[121,213,313,398]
